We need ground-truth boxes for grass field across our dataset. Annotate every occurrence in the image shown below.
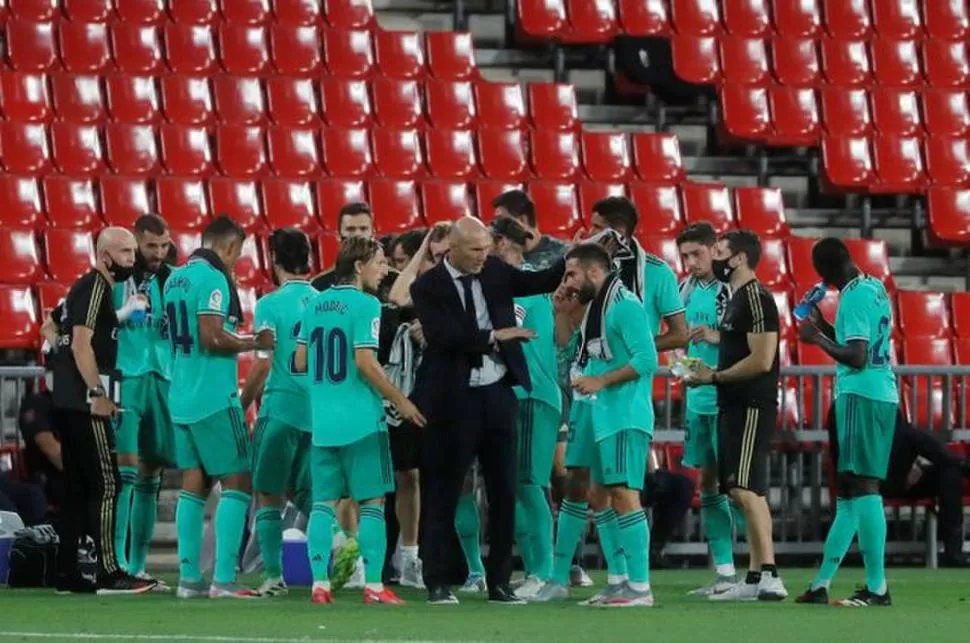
[2,569,969,643]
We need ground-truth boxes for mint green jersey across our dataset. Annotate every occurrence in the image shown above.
[163,259,241,424]
[254,280,316,433]
[578,287,658,440]
[680,276,731,415]
[513,294,562,413]
[834,275,899,404]
[642,253,685,336]
[300,285,384,448]
[114,275,169,379]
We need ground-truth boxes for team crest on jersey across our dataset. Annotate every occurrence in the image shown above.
[208,289,223,311]
[371,317,380,340]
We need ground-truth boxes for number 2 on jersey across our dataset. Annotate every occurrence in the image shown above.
[309,326,348,383]
[288,321,302,375]
[870,315,891,366]
[166,301,193,355]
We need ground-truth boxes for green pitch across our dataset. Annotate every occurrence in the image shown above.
[2,569,969,643]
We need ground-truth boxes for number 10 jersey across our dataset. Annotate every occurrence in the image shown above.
[834,274,899,404]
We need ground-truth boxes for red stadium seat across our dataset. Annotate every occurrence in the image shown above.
[216,125,268,177]
[475,181,524,222]
[581,131,632,182]
[719,84,770,141]
[44,228,95,283]
[42,176,98,230]
[871,39,922,88]
[478,127,529,180]
[1,122,51,173]
[871,134,927,194]
[0,228,44,284]
[324,0,375,29]
[577,182,625,223]
[10,0,58,21]
[51,122,104,175]
[425,128,478,179]
[372,78,423,129]
[821,135,874,189]
[927,186,970,244]
[631,132,684,184]
[923,41,970,89]
[6,20,58,72]
[368,179,422,234]
[208,177,266,233]
[321,126,373,177]
[770,39,820,87]
[872,0,923,39]
[844,238,894,289]
[266,77,320,127]
[723,0,770,37]
[923,89,970,138]
[236,285,257,332]
[117,0,167,24]
[617,0,670,36]
[680,182,735,233]
[772,0,821,37]
[670,0,721,36]
[924,0,970,41]
[262,178,321,233]
[267,126,321,177]
[105,123,160,175]
[476,81,527,130]
[821,38,872,87]
[426,79,476,130]
[628,183,682,235]
[374,30,426,80]
[796,341,834,428]
[422,181,471,225]
[110,24,165,74]
[562,0,618,45]
[785,236,819,291]
[528,83,579,131]
[952,291,970,336]
[323,28,373,78]
[316,233,340,269]
[213,76,267,126]
[160,75,214,126]
[170,229,202,264]
[220,0,271,24]
[50,73,105,124]
[169,0,219,24]
[517,0,566,40]
[0,72,52,123]
[0,175,44,229]
[58,22,111,74]
[896,291,951,338]
[823,0,871,38]
[100,176,151,227]
[530,129,580,180]
[672,36,720,85]
[371,127,425,179]
[719,37,770,85]
[273,0,322,24]
[871,88,922,137]
[528,181,582,235]
[105,75,161,125]
[734,186,790,237]
[269,24,323,76]
[901,336,953,430]
[234,235,267,289]
[36,281,69,319]
[0,286,39,349]
[365,180,422,232]
[768,86,820,146]
[426,32,477,80]
[755,237,790,288]
[164,24,218,74]
[157,176,211,230]
[820,87,871,136]
[635,234,682,276]
[160,124,214,176]
[768,289,794,343]
[316,178,366,230]
[320,77,371,128]
[219,24,270,75]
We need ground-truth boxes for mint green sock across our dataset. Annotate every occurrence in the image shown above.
[811,498,857,590]
[594,508,628,579]
[519,484,553,580]
[700,492,735,569]
[358,504,387,584]
[128,476,161,575]
[176,490,206,583]
[115,466,138,572]
[455,493,485,576]
[308,503,336,583]
[514,498,535,575]
[552,500,588,585]
[854,494,888,594]
[213,490,251,585]
[255,506,283,579]
[617,509,650,586]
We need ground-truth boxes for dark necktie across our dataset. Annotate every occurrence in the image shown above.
[459,275,483,368]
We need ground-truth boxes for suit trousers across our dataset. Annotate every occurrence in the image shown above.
[420,382,518,590]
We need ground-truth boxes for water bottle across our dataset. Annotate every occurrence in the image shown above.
[793,283,827,321]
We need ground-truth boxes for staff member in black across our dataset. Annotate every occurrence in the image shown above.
[52,226,156,595]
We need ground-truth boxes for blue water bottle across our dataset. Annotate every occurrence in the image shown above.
[793,283,827,321]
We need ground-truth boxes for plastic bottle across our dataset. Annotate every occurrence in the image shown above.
[793,283,827,321]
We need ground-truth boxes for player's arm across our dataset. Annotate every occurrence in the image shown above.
[70,279,109,392]
[292,311,309,373]
[573,300,657,394]
[804,290,868,369]
[653,265,688,352]
[714,291,778,383]
[241,303,274,410]
[389,232,434,307]
[33,431,63,471]
[508,257,566,298]
[196,278,262,355]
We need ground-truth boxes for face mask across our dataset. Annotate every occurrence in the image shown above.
[711,254,738,283]
[106,254,135,283]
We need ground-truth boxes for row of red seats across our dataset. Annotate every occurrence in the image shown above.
[3,21,476,79]
[518,0,970,43]
[0,0,376,28]
[673,35,970,88]
[1,74,581,131]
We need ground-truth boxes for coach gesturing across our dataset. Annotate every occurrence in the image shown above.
[410,217,565,605]
[52,227,156,596]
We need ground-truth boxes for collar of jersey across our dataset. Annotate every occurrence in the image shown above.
[840,274,863,292]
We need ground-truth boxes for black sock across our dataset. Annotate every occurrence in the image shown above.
[761,564,778,577]
[745,570,762,585]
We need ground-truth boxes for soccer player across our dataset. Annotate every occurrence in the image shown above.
[294,236,426,605]
[111,214,175,585]
[686,230,788,602]
[675,222,737,595]
[795,238,898,607]
[239,228,316,597]
[164,216,272,599]
[492,190,568,270]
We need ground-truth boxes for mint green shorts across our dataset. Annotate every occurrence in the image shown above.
[251,417,311,496]
[310,431,394,503]
[175,405,250,478]
[565,403,649,490]
[835,394,898,480]
[683,410,718,469]
[517,399,560,487]
[116,374,175,467]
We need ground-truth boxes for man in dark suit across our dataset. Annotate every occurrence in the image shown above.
[410,217,566,605]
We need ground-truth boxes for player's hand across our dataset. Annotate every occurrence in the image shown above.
[395,398,427,428]
[254,330,275,351]
[408,320,426,347]
[797,321,821,345]
[494,327,537,342]
[571,375,606,395]
[91,396,118,418]
[805,304,823,325]
[597,232,623,259]
[905,462,924,489]
[571,227,589,244]
[685,363,715,387]
[688,325,719,345]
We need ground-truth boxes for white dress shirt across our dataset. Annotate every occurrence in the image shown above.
[443,258,506,387]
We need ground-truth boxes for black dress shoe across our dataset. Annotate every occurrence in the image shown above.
[427,586,459,605]
[54,575,96,595]
[488,584,526,604]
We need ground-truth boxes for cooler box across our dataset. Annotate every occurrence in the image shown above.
[0,511,25,586]
[281,528,312,587]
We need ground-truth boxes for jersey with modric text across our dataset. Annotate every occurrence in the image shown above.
[716,279,780,410]
[52,271,119,412]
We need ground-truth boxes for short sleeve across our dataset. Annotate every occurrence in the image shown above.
[746,287,779,334]
[654,262,686,319]
[838,288,871,342]
[353,295,381,349]
[196,270,229,317]
[69,278,107,331]
[254,296,274,335]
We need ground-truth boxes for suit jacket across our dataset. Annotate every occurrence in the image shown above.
[410,255,565,423]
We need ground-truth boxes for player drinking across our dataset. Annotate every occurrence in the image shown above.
[240,229,317,598]
[676,222,738,595]
[164,216,272,599]
[294,237,426,606]
[795,238,898,607]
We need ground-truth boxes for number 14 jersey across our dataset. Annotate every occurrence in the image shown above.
[834,274,899,404]
[300,285,384,448]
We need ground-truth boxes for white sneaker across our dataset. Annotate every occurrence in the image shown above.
[399,557,425,589]
[570,565,594,587]
[134,571,171,593]
[757,572,788,601]
[256,576,288,597]
[458,573,487,593]
[687,574,737,596]
[709,581,758,602]
[513,575,544,600]
[175,579,208,599]
[344,557,366,590]
[579,581,626,606]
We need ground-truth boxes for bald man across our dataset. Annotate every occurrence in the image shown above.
[52,226,157,595]
[410,216,566,604]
